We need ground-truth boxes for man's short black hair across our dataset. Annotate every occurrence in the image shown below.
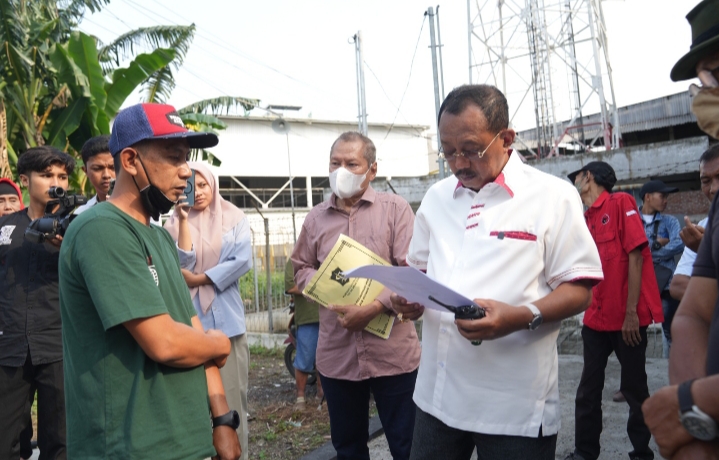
[17,146,76,176]
[699,144,719,165]
[437,84,509,133]
[81,135,111,165]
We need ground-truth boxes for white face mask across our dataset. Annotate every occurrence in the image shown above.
[329,167,369,199]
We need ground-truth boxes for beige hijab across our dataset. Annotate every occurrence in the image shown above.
[165,162,245,313]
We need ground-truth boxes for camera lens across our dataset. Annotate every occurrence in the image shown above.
[48,186,66,198]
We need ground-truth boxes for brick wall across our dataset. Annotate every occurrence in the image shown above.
[666,190,710,216]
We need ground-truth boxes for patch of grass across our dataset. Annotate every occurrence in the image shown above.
[264,429,277,442]
[258,450,267,459]
[250,344,284,359]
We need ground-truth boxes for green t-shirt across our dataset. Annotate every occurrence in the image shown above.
[59,203,215,459]
[284,260,319,326]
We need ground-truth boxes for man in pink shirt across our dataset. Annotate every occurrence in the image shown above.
[291,131,421,460]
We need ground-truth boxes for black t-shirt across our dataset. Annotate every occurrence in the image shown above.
[0,209,62,366]
[691,191,719,375]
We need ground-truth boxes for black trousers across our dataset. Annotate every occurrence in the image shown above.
[320,369,417,460]
[574,326,653,460]
[409,407,557,460]
[0,353,65,460]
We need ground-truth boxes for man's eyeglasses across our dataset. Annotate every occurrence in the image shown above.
[439,131,503,162]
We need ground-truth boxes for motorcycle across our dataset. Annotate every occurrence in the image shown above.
[283,298,317,385]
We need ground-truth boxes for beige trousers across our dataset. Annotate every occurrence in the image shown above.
[220,333,249,460]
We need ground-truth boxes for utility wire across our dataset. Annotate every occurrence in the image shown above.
[362,60,416,129]
[381,15,427,141]
[122,0,338,109]
[142,0,341,99]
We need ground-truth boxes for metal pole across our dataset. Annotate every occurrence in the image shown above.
[251,228,259,313]
[357,31,368,135]
[428,7,446,179]
[587,0,610,150]
[264,217,273,333]
[436,5,446,101]
[353,34,363,134]
[498,0,506,94]
[467,0,473,84]
[286,133,297,241]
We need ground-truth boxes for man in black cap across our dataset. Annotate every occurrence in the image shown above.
[639,180,683,358]
[642,1,719,458]
[566,162,663,460]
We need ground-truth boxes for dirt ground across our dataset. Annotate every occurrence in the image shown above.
[247,345,332,460]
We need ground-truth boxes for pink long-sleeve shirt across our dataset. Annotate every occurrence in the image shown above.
[291,186,421,381]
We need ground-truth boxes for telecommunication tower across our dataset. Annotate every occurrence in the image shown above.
[467,0,621,158]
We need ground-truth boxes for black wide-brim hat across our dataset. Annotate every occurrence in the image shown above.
[671,0,719,82]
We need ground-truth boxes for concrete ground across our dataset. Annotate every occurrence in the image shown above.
[368,354,668,460]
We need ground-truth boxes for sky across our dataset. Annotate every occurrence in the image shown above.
[80,0,697,133]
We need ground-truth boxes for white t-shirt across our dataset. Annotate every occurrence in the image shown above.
[674,216,709,277]
[407,152,603,437]
[73,194,98,215]
[641,213,655,225]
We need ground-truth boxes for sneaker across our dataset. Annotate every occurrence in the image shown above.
[613,390,626,402]
[294,396,306,410]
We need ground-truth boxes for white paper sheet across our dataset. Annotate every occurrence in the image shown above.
[343,265,475,313]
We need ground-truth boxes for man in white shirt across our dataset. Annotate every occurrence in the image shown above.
[670,144,719,300]
[391,84,603,460]
[74,135,114,215]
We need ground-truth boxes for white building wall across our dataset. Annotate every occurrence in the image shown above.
[206,116,432,178]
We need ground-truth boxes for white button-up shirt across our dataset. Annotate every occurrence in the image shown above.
[407,152,603,437]
[674,216,708,277]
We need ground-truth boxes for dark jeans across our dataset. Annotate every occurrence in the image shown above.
[320,369,417,460]
[661,291,680,342]
[409,407,557,460]
[574,326,653,460]
[0,353,65,460]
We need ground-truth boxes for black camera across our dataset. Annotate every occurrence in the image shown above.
[24,187,88,244]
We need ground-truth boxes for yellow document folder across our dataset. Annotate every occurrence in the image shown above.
[302,234,394,339]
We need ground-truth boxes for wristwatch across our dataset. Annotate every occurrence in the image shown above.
[525,304,543,331]
[212,410,240,430]
[678,379,718,441]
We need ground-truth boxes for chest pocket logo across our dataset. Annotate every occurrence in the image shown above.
[0,225,15,245]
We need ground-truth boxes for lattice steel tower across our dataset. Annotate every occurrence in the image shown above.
[467,0,621,158]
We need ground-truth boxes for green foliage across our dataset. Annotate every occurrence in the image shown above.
[239,269,286,307]
[249,345,283,359]
[0,0,259,194]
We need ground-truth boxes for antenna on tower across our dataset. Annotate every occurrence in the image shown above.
[467,0,621,158]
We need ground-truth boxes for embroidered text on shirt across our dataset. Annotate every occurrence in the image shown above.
[0,225,16,245]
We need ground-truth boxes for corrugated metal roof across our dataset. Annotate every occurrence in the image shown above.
[517,91,695,144]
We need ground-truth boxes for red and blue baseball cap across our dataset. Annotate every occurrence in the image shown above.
[108,103,218,156]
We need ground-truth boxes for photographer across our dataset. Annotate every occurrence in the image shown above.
[0,146,75,460]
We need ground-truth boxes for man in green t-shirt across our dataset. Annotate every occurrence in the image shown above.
[284,260,321,408]
[59,103,241,460]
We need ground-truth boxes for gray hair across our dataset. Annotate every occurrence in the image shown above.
[330,131,376,165]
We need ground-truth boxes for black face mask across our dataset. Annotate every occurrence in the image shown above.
[132,155,176,221]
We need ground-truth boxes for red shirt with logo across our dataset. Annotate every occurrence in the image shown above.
[583,191,663,331]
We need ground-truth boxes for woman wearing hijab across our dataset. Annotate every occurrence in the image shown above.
[165,162,252,460]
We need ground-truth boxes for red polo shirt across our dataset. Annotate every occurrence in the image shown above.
[583,191,663,331]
